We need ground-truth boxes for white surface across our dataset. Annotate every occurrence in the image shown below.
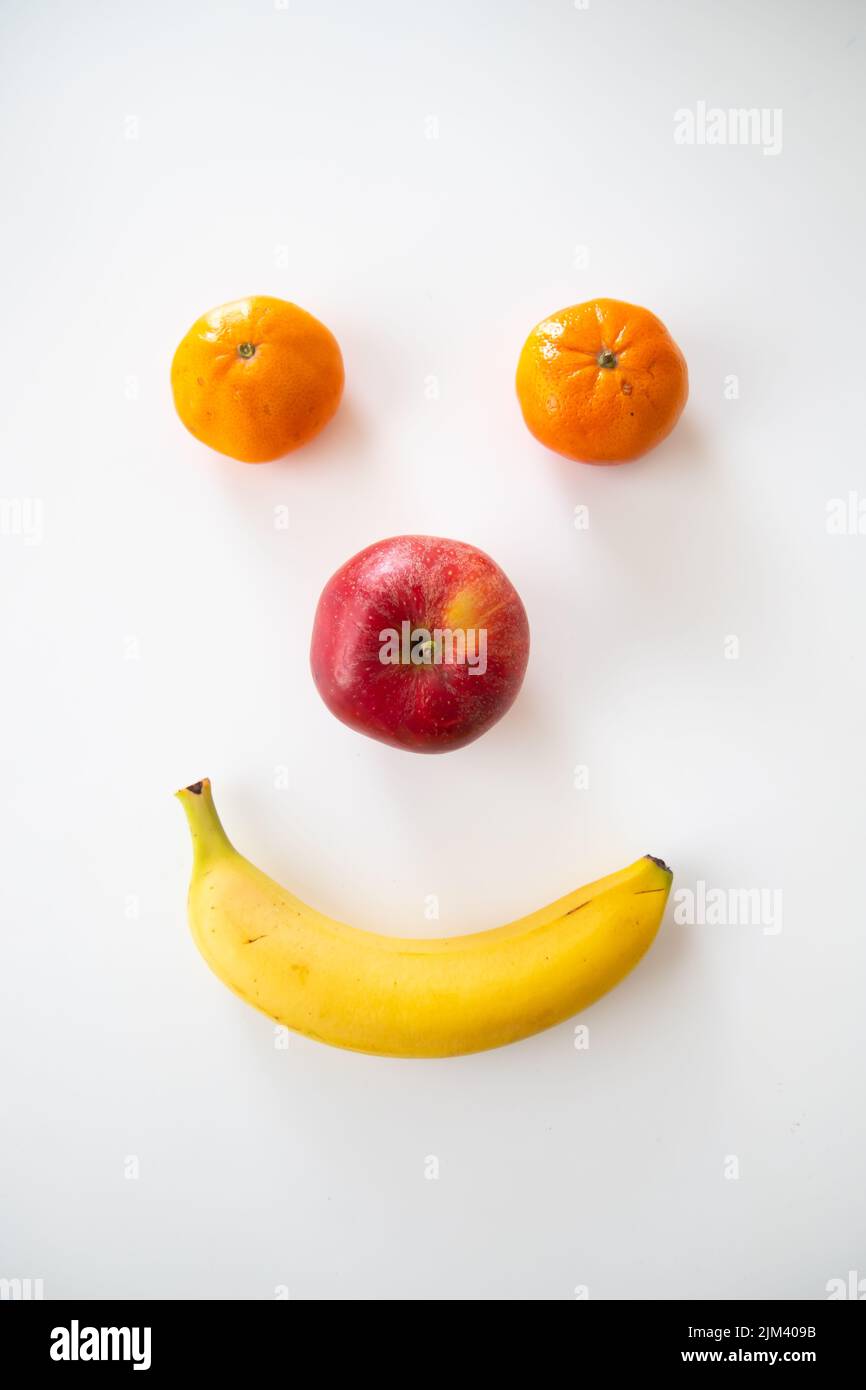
[1,0,864,1301]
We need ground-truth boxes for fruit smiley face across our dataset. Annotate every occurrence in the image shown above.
[310,535,530,753]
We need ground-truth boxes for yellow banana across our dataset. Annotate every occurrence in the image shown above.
[177,779,672,1058]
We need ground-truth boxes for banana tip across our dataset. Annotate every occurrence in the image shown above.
[175,777,210,799]
[645,853,672,875]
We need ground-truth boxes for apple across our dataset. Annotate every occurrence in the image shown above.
[310,535,530,753]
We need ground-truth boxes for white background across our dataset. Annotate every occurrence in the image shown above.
[2,0,864,1301]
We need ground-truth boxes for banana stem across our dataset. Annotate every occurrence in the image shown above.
[176,778,234,868]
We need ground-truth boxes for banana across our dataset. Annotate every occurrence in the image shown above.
[177,779,672,1058]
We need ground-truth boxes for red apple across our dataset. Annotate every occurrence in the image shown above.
[310,535,530,753]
